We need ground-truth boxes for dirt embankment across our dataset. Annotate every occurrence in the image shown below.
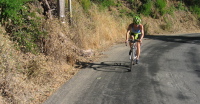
[143,10,200,35]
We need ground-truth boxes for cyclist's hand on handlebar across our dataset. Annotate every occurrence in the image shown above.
[125,40,128,46]
[139,39,142,43]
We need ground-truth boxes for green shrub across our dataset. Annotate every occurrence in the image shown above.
[0,0,47,54]
[165,5,175,16]
[190,5,200,19]
[176,1,186,10]
[190,5,200,14]
[127,12,135,17]
[139,0,152,16]
[155,0,167,15]
[161,17,172,30]
[101,0,115,8]
[180,0,200,19]
[119,9,127,14]
[92,0,115,10]
[116,1,122,7]
[0,0,29,24]
[155,0,166,9]
[127,0,134,4]
[81,0,91,11]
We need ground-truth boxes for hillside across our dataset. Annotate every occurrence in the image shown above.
[0,0,200,103]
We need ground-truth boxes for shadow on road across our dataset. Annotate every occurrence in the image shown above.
[195,70,200,78]
[145,33,200,44]
[76,61,130,72]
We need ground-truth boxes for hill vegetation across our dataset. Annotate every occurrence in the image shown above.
[0,0,200,103]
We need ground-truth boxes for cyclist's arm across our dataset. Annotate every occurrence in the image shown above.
[126,31,130,41]
[126,24,131,41]
[139,25,144,41]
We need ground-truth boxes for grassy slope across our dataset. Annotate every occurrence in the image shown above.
[0,26,78,103]
[0,0,200,104]
[0,1,128,103]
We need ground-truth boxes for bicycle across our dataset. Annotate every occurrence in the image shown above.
[126,39,139,72]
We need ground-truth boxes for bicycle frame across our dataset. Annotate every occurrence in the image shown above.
[127,39,139,71]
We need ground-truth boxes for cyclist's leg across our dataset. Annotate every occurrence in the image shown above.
[128,35,134,55]
[136,34,141,60]
[129,35,134,48]
[136,42,141,59]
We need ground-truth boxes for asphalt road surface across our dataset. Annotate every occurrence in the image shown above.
[44,33,200,104]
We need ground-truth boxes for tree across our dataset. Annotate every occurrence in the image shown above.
[39,0,53,19]
[58,0,66,22]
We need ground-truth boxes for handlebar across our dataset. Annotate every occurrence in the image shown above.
[128,39,139,43]
[125,39,139,46]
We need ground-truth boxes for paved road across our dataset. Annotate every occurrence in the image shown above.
[44,33,200,104]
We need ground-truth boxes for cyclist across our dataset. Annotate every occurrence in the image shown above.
[125,16,144,64]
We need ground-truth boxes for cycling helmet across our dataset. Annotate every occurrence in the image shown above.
[133,16,141,25]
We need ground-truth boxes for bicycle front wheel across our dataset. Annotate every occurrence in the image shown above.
[130,47,136,71]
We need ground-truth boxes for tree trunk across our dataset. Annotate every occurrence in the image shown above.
[68,0,72,24]
[40,0,53,19]
[58,0,65,23]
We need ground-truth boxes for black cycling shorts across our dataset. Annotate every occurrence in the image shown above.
[130,33,141,40]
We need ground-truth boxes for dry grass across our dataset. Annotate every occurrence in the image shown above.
[71,2,128,49]
[0,1,129,104]
[142,10,200,35]
[0,26,78,104]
